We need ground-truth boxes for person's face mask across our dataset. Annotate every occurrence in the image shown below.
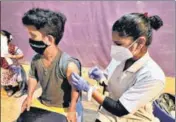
[110,39,138,62]
[29,38,49,55]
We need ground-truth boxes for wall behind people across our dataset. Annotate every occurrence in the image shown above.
[1,1,175,77]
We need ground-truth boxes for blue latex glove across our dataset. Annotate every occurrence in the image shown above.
[71,73,90,92]
[88,66,103,81]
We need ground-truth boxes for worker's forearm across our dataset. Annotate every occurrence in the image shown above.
[92,90,106,105]
[102,97,129,117]
[92,90,129,117]
[69,87,79,112]
[27,78,38,98]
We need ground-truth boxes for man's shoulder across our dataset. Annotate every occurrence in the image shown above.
[60,52,71,60]
[57,51,81,78]
[32,54,42,62]
[60,52,81,70]
[60,52,80,64]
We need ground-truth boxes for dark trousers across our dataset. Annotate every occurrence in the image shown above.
[17,107,68,122]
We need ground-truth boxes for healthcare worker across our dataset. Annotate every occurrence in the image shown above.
[71,13,165,122]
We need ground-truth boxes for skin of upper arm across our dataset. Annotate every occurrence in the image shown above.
[66,62,80,82]
[66,62,80,111]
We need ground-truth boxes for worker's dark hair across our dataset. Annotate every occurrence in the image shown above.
[22,8,67,45]
[112,13,163,46]
[1,30,13,43]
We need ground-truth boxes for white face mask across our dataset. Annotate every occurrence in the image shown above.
[110,39,138,62]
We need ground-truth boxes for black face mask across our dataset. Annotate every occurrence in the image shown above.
[29,39,48,55]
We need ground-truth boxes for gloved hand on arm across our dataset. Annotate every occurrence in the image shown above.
[71,73,90,92]
[71,72,97,101]
[70,73,129,117]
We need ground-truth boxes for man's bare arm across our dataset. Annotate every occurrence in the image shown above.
[27,77,38,98]
[66,62,80,112]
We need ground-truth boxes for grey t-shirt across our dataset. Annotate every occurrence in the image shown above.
[29,52,81,107]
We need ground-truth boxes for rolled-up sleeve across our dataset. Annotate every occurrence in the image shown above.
[62,57,81,78]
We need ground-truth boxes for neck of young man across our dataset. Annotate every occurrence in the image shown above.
[43,45,61,63]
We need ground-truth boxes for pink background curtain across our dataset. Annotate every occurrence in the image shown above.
[1,1,175,76]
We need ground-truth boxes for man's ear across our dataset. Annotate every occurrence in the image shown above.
[44,35,55,45]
